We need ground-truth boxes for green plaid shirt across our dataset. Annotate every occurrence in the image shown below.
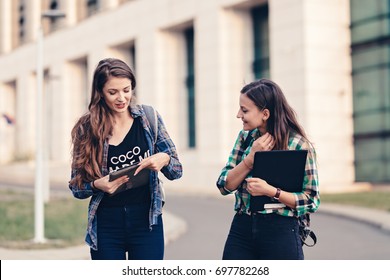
[216,129,320,218]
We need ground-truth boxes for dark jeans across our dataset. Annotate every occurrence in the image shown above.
[222,212,303,260]
[90,203,164,260]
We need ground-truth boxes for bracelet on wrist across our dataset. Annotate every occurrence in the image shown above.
[273,187,281,200]
[91,180,96,190]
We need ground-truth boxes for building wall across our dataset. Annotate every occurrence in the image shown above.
[350,0,390,182]
[0,0,361,193]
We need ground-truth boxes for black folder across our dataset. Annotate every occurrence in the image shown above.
[250,150,308,211]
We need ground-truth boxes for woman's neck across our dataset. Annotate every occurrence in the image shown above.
[258,127,267,135]
[109,111,134,144]
[113,110,132,125]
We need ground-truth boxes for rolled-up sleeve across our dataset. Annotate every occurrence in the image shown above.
[216,165,234,195]
[155,111,183,180]
[68,169,100,199]
[294,144,320,216]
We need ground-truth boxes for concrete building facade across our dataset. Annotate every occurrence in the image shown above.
[0,0,378,194]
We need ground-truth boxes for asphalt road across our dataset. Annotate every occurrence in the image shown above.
[164,193,390,260]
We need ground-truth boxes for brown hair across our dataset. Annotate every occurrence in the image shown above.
[241,78,309,150]
[69,58,136,188]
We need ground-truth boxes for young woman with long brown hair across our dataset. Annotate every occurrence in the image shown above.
[217,78,319,259]
[69,58,182,260]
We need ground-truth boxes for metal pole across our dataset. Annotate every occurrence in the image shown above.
[32,9,65,243]
[43,73,49,203]
[34,24,45,243]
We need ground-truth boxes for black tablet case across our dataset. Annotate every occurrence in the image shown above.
[108,164,150,196]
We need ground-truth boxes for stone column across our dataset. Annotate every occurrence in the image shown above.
[0,0,12,54]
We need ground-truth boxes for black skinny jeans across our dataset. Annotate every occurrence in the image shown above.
[223,212,303,260]
[90,203,164,260]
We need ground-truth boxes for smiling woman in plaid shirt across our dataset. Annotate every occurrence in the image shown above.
[217,78,319,260]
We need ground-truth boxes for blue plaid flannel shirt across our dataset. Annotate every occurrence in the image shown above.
[69,105,182,251]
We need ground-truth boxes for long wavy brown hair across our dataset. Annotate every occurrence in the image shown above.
[69,58,136,188]
[241,78,310,150]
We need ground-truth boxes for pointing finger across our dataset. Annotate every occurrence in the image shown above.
[134,161,147,176]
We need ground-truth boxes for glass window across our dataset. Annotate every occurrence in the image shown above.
[351,0,390,182]
[355,138,389,182]
[18,0,26,44]
[87,0,100,16]
[350,0,389,23]
[184,27,196,148]
[129,45,136,73]
[251,5,270,79]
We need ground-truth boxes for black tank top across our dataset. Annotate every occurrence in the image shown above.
[99,117,151,207]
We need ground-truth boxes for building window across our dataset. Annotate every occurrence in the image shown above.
[350,0,390,182]
[87,0,100,16]
[184,27,196,148]
[50,0,58,9]
[129,44,136,73]
[251,5,270,79]
[0,80,17,162]
[48,0,61,32]
[18,0,26,44]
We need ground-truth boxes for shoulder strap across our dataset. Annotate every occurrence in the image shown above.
[142,104,158,144]
[243,134,253,150]
[299,214,317,247]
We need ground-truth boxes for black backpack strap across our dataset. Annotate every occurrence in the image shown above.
[142,104,158,144]
[302,230,317,247]
[238,132,253,159]
[142,104,165,203]
[299,214,317,247]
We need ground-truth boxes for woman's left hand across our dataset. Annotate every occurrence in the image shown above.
[246,178,297,209]
[134,152,170,175]
[245,177,274,197]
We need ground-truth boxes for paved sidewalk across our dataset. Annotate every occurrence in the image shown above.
[1,161,390,260]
